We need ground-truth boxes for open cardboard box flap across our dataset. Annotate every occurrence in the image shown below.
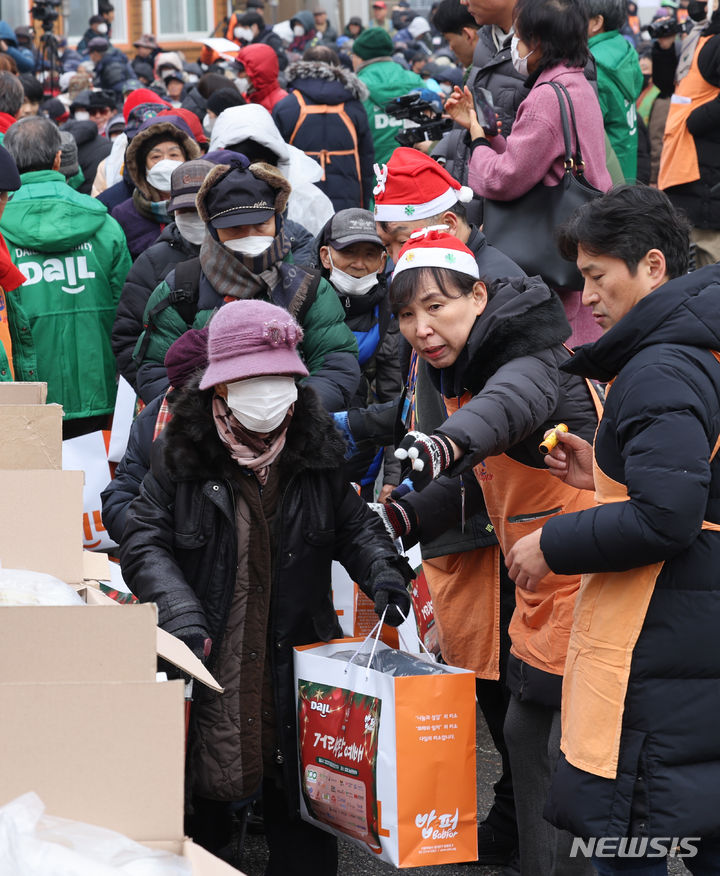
[80,585,223,693]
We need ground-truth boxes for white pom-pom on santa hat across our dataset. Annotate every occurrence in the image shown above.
[374,147,475,222]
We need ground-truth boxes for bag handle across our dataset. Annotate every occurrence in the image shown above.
[539,81,582,173]
[553,81,586,172]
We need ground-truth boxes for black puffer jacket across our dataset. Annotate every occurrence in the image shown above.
[272,61,375,210]
[665,19,720,229]
[542,265,720,839]
[119,381,413,802]
[112,222,199,389]
[61,119,113,196]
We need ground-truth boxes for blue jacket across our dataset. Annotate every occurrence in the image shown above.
[0,21,34,72]
[542,264,720,838]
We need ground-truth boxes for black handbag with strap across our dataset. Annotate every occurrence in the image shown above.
[481,81,604,291]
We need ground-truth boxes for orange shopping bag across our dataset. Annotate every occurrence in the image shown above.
[294,633,477,868]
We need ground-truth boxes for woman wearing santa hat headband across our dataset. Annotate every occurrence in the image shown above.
[376,228,599,874]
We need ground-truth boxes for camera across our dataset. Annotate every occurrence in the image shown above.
[384,93,452,148]
[647,15,683,38]
[31,0,61,31]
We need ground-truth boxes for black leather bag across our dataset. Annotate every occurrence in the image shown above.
[482,81,604,291]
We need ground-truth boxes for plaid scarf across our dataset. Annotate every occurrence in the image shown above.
[132,187,170,224]
[199,224,316,320]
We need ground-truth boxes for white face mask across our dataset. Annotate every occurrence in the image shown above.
[293,24,305,36]
[96,22,108,34]
[74,110,90,121]
[235,76,250,93]
[328,254,379,296]
[510,35,534,77]
[146,158,183,192]
[234,26,254,42]
[226,375,298,433]
[202,112,215,134]
[174,212,206,246]
[223,235,274,256]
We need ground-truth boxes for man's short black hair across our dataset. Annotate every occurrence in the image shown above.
[557,185,691,279]
[585,0,626,32]
[238,11,264,27]
[514,0,589,72]
[433,0,479,35]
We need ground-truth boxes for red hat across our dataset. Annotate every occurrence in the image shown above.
[373,147,473,222]
[373,1,387,7]
[122,87,170,122]
[394,227,479,279]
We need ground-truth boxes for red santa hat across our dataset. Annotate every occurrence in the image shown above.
[393,227,479,279]
[373,147,473,223]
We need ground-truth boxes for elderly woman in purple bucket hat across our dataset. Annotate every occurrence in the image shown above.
[119,298,414,874]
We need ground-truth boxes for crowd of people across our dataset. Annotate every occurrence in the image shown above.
[0,0,719,873]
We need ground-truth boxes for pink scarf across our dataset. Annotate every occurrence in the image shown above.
[212,394,292,485]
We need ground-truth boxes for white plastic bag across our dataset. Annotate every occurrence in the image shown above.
[0,792,191,875]
[0,569,84,606]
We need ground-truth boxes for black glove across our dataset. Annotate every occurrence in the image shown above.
[368,499,417,540]
[394,430,455,491]
[370,561,412,627]
[175,625,212,663]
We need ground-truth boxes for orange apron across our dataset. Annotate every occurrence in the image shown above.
[658,35,720,191]
[422,545,501,679]
[561,359,720,779]
[444,393,596,678]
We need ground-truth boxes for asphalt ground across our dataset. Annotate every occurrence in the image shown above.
[230,709,693,876]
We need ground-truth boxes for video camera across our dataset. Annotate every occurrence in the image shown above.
[647,15,683,38]
[384,93,452,148]
[31,0,61,32]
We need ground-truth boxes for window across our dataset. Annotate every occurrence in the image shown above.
[66,1,127,46]
[156,0,213,39]
[2,0,29,28]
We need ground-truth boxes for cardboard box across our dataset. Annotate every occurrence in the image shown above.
[0,403,62,470]
[0,599,237,874]
[0,469,85,582]
[0,381,47,404]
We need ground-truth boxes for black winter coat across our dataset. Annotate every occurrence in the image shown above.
[665,21,720,229]
[542,265,720,839]
[119,382,413,802]
[112,222,200,390]
[61,119,112,196]
[272,61,375,211]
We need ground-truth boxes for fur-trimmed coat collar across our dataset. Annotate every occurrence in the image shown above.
[161,378,347,482]
[286,60,369,101]
[439,276,572,397]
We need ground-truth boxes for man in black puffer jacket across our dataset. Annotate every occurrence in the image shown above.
[60,117,112,196]
[508,186,720,871]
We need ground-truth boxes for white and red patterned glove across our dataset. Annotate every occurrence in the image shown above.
[394,430,455,491]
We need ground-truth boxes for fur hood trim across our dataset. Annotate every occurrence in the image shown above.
[163,378,346,481]
[462,277,571,394]
[286,61,369,101]
[125,121,202,198]
[195,160,291,224]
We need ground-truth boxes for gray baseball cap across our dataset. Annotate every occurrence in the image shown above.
[325,208,384,250]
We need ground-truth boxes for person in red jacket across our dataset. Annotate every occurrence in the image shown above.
[235,43,288,112]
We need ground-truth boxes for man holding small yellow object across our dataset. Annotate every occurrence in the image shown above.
[506,185,720,873]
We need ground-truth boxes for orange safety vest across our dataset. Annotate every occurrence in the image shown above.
[561,355,720,779]
[658,35,720,191]
[444,393,597,679]
[288,91,364,206]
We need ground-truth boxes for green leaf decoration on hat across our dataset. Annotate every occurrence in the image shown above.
[404,205,415,216]
[445,252,457,263]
